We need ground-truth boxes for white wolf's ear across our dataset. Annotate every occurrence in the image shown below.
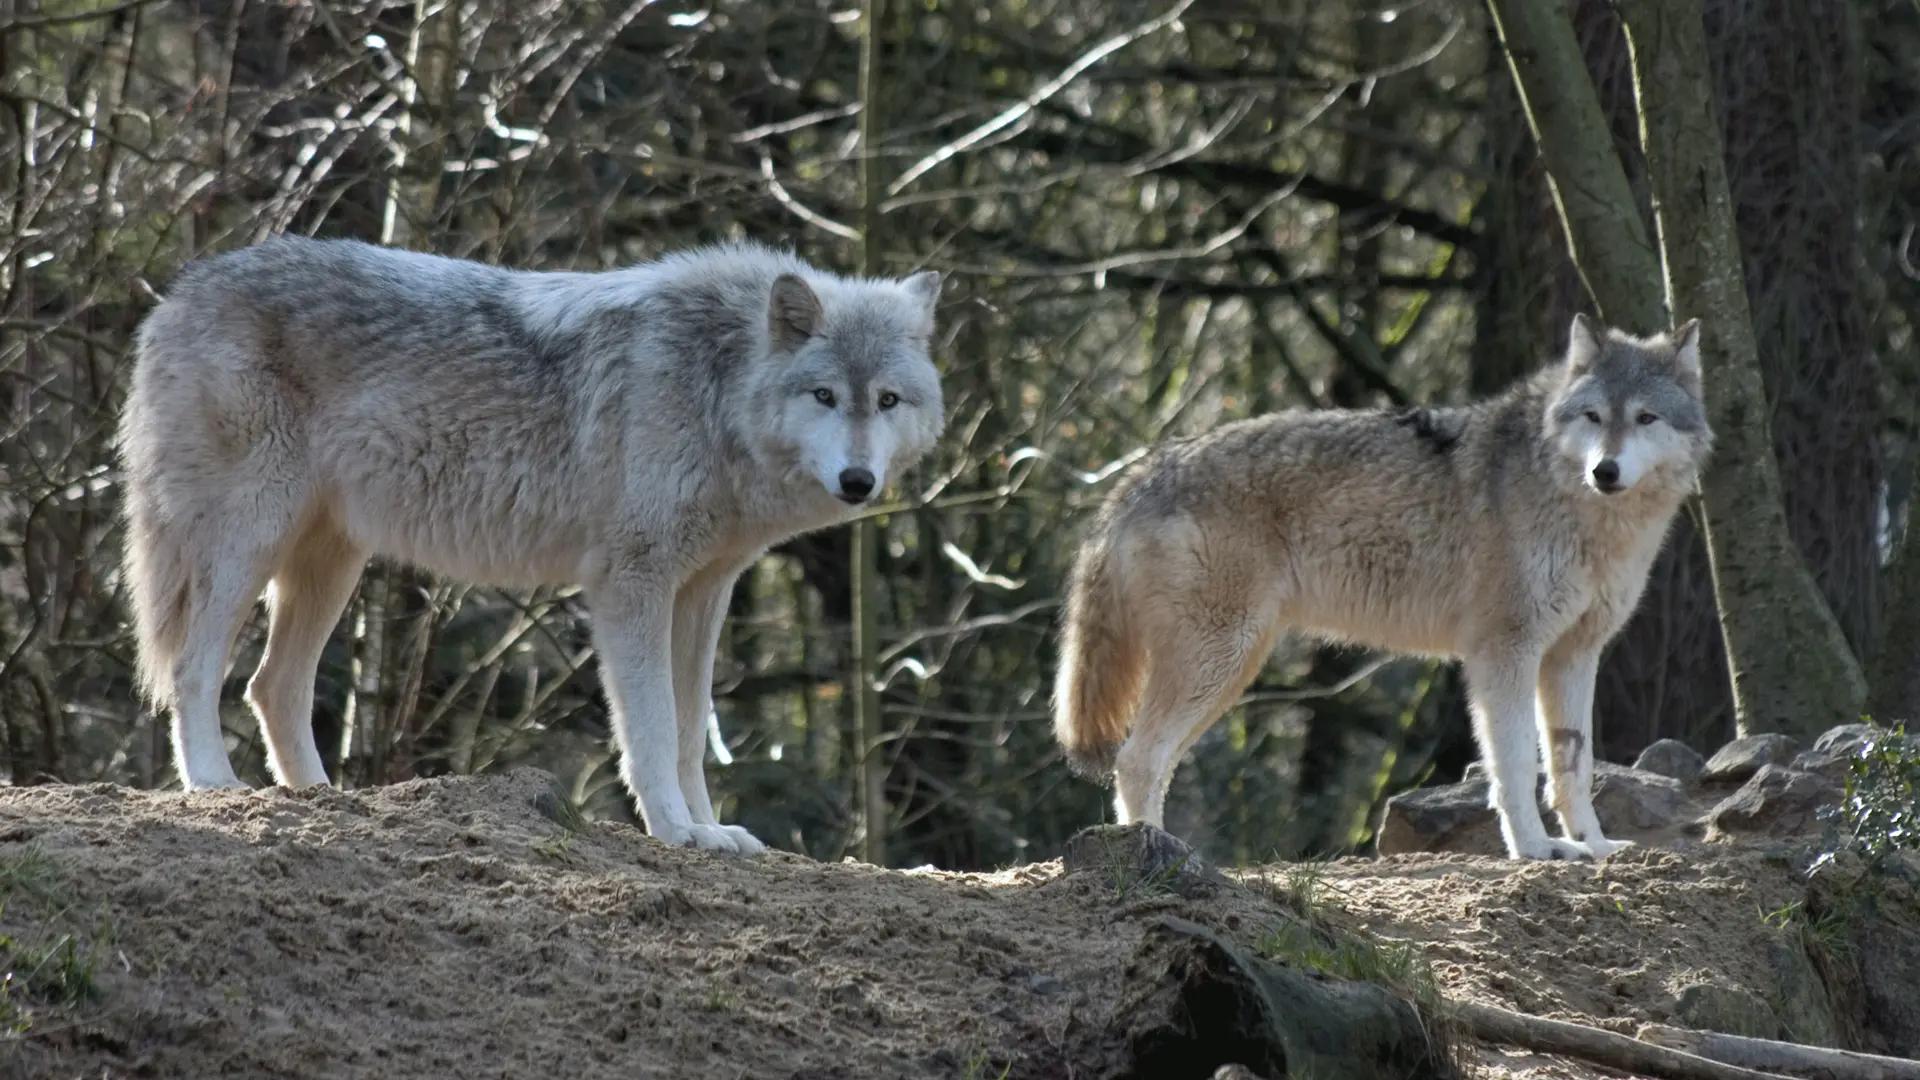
[1671,318,1703,382]
[902,270,942,328]
[769,274,823,353]
[1567,312,1604,372]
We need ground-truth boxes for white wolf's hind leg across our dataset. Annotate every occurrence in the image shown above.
[247,525,364,788]
[170,525,282,791]
[1538,647,1629,858]
[1466,652,1588,861]
[670,572,764,855]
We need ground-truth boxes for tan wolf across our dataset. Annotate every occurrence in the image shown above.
[1052,315,1711,860]
[120,236,944,854]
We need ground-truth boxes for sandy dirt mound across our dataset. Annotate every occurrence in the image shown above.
[0,771,1872,1079]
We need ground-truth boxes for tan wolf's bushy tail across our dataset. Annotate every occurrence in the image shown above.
[1052,524,1144,780]
[120,430,191,709]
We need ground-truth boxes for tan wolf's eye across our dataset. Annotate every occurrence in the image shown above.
[1583,410,1603,424]
[1636,411,1659,426]
[878,391,900,410]
[812,388,836,407]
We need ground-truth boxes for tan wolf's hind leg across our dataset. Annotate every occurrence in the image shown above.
[1112,587,1280,829]
[168,520,285,791]
[246,522,364,788]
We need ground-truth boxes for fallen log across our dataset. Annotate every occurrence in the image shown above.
[1636,1024,1920,1080]
[1455,1000,1790,1080]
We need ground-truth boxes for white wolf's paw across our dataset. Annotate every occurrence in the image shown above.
[1510,836,1594,862]
[678,823,767,856]
[1581,835,1634,859]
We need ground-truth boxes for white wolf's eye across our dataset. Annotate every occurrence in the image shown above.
[1583,410,1603,424]
[1636,411,1659,426]
[812,388,836,407]
[878,391,900,410]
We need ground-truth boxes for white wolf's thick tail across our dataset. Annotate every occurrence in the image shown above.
[1052,518,1145,780]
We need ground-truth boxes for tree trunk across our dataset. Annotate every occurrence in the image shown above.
[852,0,890,865]
[1869,487,1919,723]
[1483,0,1665,330]
[1617,0,1869,736]
[1487,0,1867,739]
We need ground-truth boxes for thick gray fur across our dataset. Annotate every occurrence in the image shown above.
[120,235,945,854]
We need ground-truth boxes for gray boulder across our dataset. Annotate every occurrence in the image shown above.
[1672,983,1780,1039]
[1702,734,1801,785]
[1062,822,1224,897]
[1812,723,1879,754]
[1633,739,1705,783]
[1704,764,1840,838]
[1378,763,1688,856]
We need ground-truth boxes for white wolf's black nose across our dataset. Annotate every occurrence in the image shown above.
[1591,459,1621,492]
[837,467,875,504]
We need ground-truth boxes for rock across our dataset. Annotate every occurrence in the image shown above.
[1702,734,1801,785]
[1061,823,1224,897]
[1378,778,1503,856]
[1211,1067,1267,1080]
[1813,723,1878,755]
[1787,724,1888,782]
[1823,850,1920,1055]
[1589,764,1689,830]
[1379,763,1688,856]
[1766,939,1845,1048]
[1790,746,1859,783]
[1672,983,1780,1039]
[1633,739,1705,782]
[1704,765,1840,839]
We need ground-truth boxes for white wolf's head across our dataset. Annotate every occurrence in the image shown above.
[1545,314,1714,499]
[752,269,945,506]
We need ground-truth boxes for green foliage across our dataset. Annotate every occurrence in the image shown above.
[1818,723,1919,867]
[1760,898,1852,961]
[0,848,108,1040]
[1258,919,1444,1021]
[1256,863,1445,1027]
[959,1048,1012,1080]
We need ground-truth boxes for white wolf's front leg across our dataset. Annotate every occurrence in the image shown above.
[1465,652,1589,861]
[1538,647,1630,858]
[671,571,765,855]
[591,578,754,855]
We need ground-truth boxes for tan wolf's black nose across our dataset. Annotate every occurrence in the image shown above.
[1591,459,1620,490]
[838,467,875,503]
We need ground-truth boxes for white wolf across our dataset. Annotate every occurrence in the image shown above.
[1053,315,1712,860]
[120,236,945,854]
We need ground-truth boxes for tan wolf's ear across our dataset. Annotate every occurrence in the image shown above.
[902,270,941,329]
[1671,318,1703,382]
[1567,312,1604,372]
[769,274,823,353]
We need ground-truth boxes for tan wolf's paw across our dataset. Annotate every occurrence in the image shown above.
[712,824,767,856]
[1510,836,1594,861]
[182,775,249,792]
[680,823,766,856]
[1582,835,1634,859]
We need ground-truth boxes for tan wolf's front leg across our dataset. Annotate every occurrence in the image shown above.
[671,571,765,854]
[1465,652,1589,860]
[1538,647,1630,858]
